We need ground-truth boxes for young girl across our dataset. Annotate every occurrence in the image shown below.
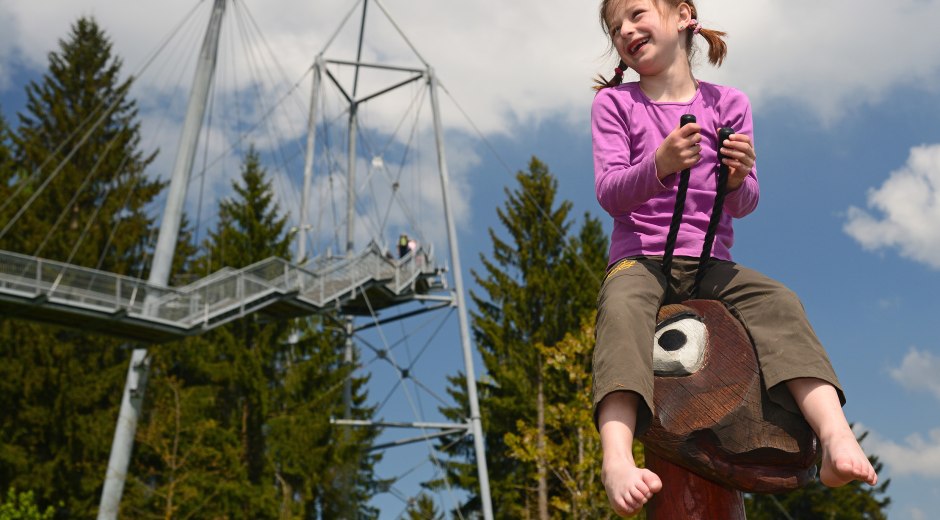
[590,0,878,515]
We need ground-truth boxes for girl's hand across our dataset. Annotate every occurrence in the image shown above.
[720,133,756,191]
[655,122,702,180]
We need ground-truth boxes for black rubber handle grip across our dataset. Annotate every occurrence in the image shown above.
[680,114,696,127]
[717,127,735,172]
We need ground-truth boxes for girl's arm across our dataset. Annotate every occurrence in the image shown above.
[721,95,759,218]
[592,91,669,216]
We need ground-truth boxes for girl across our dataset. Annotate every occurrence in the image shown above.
[590,0,878,515]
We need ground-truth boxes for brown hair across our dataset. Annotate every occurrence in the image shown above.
[593,0,728,91]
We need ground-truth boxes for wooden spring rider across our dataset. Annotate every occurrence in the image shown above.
[641,118,817,519]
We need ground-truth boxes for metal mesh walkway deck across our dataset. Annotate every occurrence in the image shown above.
[0,242,446,342]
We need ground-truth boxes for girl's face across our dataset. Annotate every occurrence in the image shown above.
[605,0,689,77]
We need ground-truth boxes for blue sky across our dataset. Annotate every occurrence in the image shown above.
[2,0,939,518]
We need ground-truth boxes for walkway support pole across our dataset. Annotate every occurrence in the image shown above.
[149,0,226,287]
[298,56,324,263]
[97,349,150,519]
[98,1,227,517]
[427,68,494,520]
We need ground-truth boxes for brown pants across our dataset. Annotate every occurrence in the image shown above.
[592,256,843,433]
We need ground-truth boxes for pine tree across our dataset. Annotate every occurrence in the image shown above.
[267,320,381,518]
[5,17,160,273]
[122,350,251,520]
[0,110,11,180]
[504,317,632,519]
[0,17,162,517]
[436,157,608,518]
[125,148,380,518]
[404,493,443,520]
[131,148,291,517]
[206,147,291,508]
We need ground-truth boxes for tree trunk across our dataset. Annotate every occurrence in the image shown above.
[165,383,181,520]
[575,425,584,519]
[536,368,548,520]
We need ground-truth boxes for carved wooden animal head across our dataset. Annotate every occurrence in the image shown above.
[639,299,819,493]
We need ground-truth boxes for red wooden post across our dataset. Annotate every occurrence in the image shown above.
[646,450,745,520]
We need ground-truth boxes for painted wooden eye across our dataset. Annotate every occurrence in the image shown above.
[652,312,707,376]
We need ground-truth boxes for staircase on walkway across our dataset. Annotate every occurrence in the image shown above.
[0,242,446,343]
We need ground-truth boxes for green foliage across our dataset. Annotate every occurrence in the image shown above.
[124,149,381,518]
[0,17,162,518]
[265,320,382,518]
[405,492,443,519]
[4,17,160,273]
[503,318,611,519]
[199,146,290,272]
[0,14,384,520]
[0,489,56,520]
[436,157,609,518]
[744,429,891,520]
[123,349,251,519]
[0,111,11,178]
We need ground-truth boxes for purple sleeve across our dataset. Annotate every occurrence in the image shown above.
[722,92,759,218]
[592,90,667,216]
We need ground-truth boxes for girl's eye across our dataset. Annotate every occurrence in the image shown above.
[611,25,622,35]
[632,9,645,20]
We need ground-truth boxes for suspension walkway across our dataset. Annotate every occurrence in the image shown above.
[0,242,446,343]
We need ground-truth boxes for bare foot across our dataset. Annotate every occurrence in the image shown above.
[602,458,663,516]
[819,428,878,487]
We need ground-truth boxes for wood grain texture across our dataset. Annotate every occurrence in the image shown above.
[646,450,746,520]
[640,300,819,493]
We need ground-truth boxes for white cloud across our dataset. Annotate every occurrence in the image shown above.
[858,423,940,478]
[7,0,940,258]
[0,8,19,92]
[889,348,940,401]
[706,0,940,123]
[844,144,940,269]
[6,0,940,138]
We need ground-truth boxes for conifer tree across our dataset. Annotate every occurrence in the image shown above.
[202,147,291,512]
[0,110,11,179]
[0,17,162,517]
[504,318,625,519]
[0,110,12,222]
[405,493,443,519]
[5,17,160,273]
[126,148,380,518]
[436,157,608,518]
[139,147,291,517]
[266,320,380,518]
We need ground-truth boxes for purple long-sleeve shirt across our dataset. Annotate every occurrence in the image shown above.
[593,81,759,268]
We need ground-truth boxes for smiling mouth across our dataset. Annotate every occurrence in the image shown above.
[629,39,650,55]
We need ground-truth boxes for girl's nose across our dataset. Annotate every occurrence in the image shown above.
[619,21,634,38]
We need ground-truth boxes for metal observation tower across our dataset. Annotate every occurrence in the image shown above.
[0,0,493,517]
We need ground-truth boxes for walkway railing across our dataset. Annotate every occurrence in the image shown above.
[0,241,445,341]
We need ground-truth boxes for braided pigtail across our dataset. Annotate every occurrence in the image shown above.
[593,59,628,91]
